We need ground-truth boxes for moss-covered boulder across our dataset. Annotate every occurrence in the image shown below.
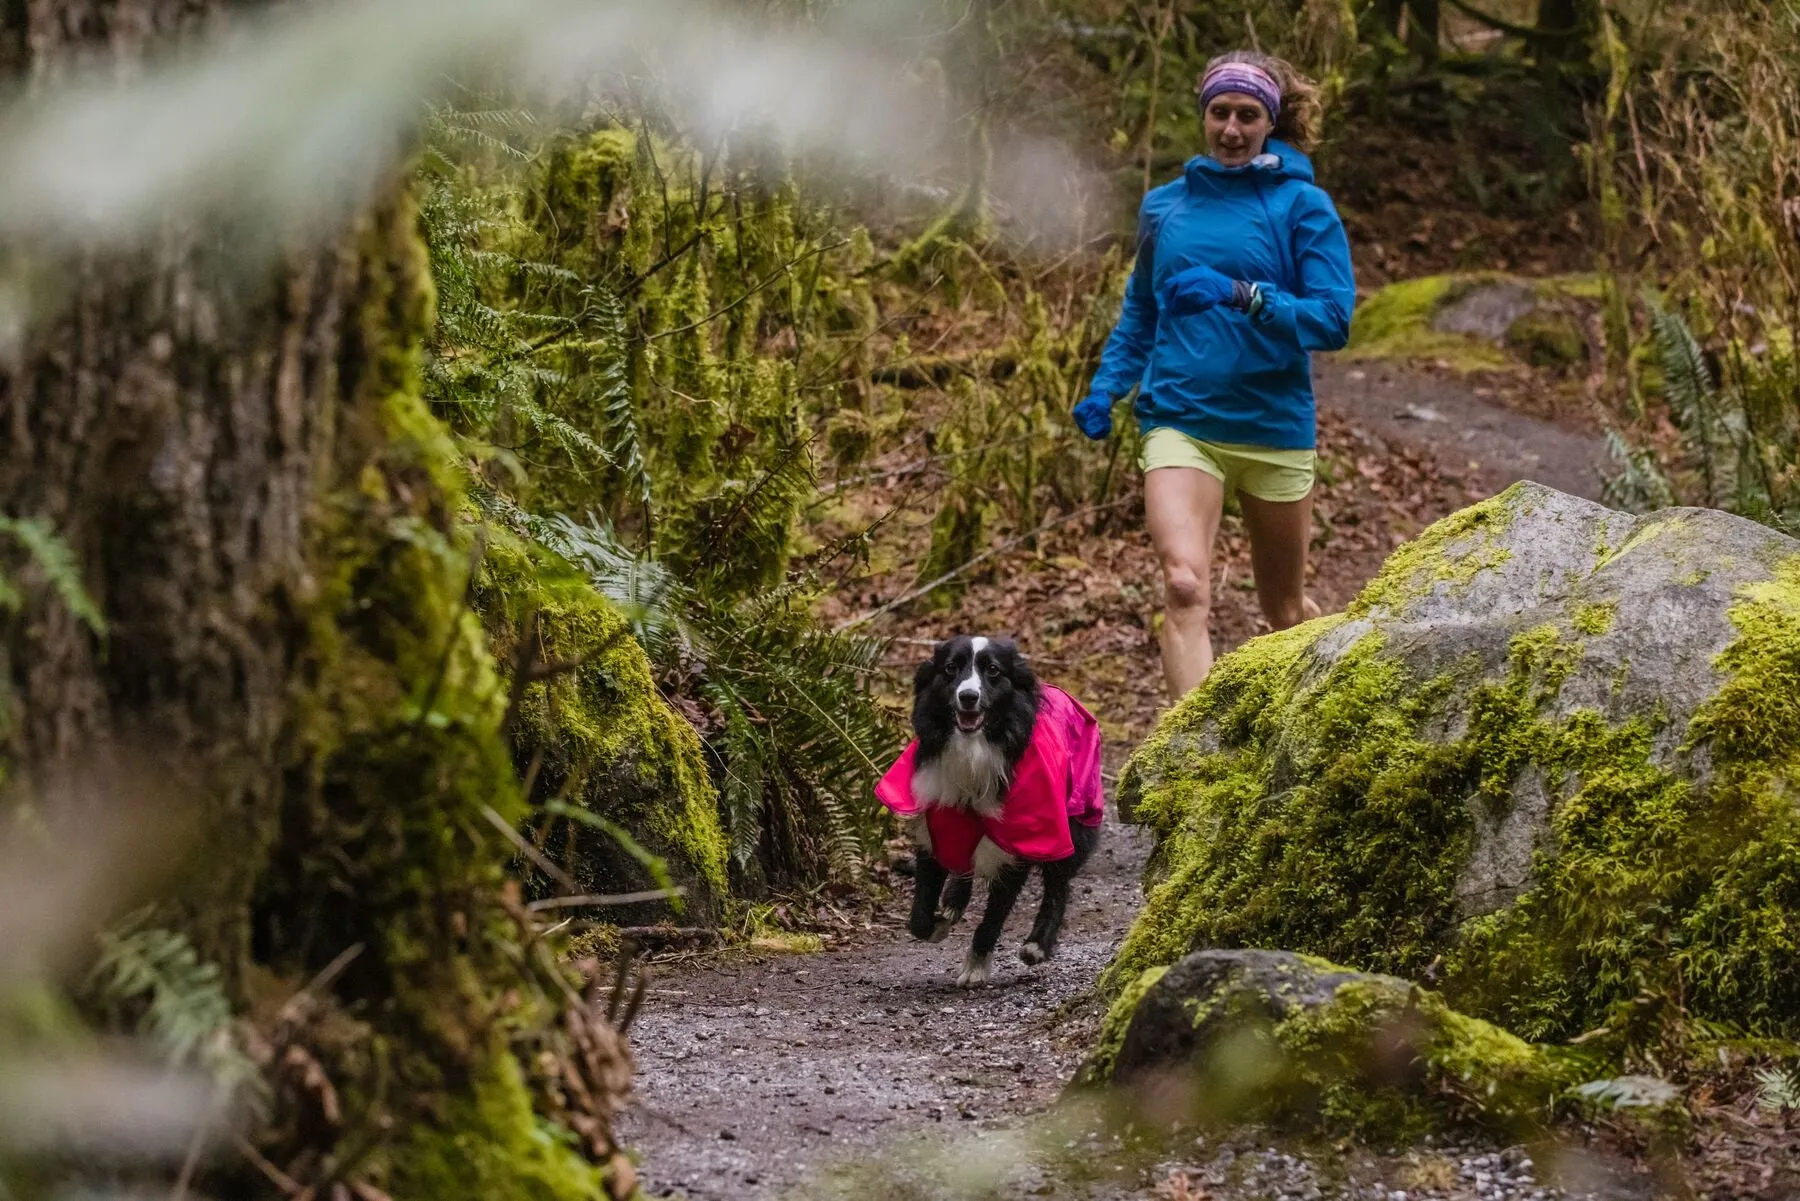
[1109,481,1800,1043]
[477,531,729,923]
[1346,274,1597,373]
[1084,950,1568,1139]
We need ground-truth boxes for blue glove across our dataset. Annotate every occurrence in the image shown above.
[1072,392,1114,440]
[1161,265,1258,316]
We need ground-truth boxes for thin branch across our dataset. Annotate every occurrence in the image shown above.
[835,497,1135,631]
[526,887,688,912]
[276,942,366,1027]
[648,240,852,341]
[234,1135,305,1198]
[482,803,581,895]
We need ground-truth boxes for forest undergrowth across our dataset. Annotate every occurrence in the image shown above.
[5,0,1799,1197]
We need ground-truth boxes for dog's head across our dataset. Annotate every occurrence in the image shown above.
[912,636,1039,743]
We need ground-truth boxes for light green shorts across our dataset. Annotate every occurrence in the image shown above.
[1138,426,1316,503]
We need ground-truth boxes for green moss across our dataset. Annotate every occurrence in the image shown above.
[271,198,608,1191]
[1346,273,1603,373]
[1106,628,1476,998]
[1505,309,1587,370]
[1573,602,1618,636]
[1093,957,1571,1140]
[1453,556,1800,1037]
[1536,273,1608,302]
[1079,965,1169,1087]
[1689,554,1800,767]
[387,1043,607,1201]
[1594,511,1685,569]
[1271,976,1569,1138]
[477,532,730,913]
[1347,275,1459,346]
[1345,485,1527,618]
[1343,275,1514,371]
[1109,536,1800,1041]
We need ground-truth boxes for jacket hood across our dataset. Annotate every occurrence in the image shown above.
[1184,138,1315,186]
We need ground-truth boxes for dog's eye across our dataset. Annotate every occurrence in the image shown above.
[984,662,1001,678]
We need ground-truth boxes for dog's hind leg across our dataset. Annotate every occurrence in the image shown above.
[959,857,1030,987]
[931,874,973,942]
[908,851,950,941]
[1021,820,1101,965]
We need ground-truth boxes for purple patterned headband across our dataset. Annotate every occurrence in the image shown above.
[1199,63,1282,121]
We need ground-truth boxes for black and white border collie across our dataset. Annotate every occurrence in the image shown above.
[905,636,1100,986]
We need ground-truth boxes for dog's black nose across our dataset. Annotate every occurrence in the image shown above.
[956,689,981,711]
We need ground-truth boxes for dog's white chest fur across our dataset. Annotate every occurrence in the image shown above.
[911,731,1009,819]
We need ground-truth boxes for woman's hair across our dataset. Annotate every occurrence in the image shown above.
[1198,50,1324,152]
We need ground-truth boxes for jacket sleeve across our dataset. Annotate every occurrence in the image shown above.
[1085,196,1161,401]
[1248,187,1355,352]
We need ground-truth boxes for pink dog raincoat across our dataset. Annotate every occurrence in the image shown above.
[875,685,1104,875]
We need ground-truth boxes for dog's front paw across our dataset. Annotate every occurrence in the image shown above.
[928,907,963,943]
[956,949,992,987]
[1018,941,1047,966]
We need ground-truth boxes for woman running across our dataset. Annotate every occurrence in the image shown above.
[1074,50,1355,700]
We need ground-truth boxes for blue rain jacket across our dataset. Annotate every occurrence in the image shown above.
[1087,140,1355,451]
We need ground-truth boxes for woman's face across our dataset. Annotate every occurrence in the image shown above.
[1203,91,1272,167]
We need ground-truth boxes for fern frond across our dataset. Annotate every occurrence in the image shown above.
[91,917,261,1104]
[587,287,653,523]
[0,515,106,634]
[539,513,692,659]
[1754,1063,1800,1113]
[1602,429,1678,513]
[1649,303,1716,430]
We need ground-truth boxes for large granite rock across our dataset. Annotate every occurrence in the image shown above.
[1105,482,1800,1042]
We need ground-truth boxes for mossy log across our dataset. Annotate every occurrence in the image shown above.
[869,345,1076,389]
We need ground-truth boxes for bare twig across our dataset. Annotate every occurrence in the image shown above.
[834,497,1135,631]
[525,887,687,912]
[277,942,367,1027]
[482,804,581,895]
[235,1135,306,1197]
[618,965,651,1034]
[610,925,721,945]
[648,240,851,341]
[606,945,636,1026]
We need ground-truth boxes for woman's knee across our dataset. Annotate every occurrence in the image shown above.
[1163,562,1212,615]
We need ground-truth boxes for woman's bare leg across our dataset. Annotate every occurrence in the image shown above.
[1238,489,1321,631]
[1144,467,1227,699]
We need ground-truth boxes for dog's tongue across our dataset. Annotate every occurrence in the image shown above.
[956,710,984,732]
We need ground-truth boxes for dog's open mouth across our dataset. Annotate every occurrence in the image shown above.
[955,709,985,734]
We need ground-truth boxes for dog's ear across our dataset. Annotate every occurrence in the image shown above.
[997,638,1038,689]
[914,640,949,691]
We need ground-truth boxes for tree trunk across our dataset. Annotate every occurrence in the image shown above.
[1,5,629,1197]
[0,0,374,976]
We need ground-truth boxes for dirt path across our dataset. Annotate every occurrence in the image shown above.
[1314,359,1609,501]
[621,364,1629,1200]
[619,824,1156,1200]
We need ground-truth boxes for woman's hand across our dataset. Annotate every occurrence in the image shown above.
[1160,265,1257,316]
[1072,392,1114,440]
